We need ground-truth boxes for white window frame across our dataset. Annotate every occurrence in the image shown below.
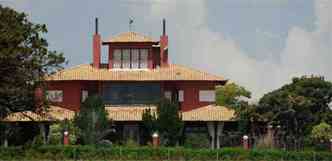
[113,49,122,68]
[46,90,63,102]
[199,90,215,102]
[81,90,88,102]
[140,49,148,69]
[178,90,184,102]
[164,91,172,100]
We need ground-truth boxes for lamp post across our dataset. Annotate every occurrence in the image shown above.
[152,132,160,148]
[330,139,332,152]
[243,135,249,150]
[63,131,69,145]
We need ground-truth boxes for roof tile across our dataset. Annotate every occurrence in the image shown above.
[105,32,155,43]
[46,64,226,82]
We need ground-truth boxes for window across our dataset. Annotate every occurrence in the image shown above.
[140,49,148,68]
[46,90,63,102]
[164,91,172,100]
[112,48,149,69]
[122,49,130,69]
[131,49,139,68]
[178,90,184,102]
[113,49,122,68]
[102,83,161,104]
[81,90,88,102]
[199,90,215,102]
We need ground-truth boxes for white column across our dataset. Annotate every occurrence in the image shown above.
[4,138,8,147]
[207,122,215,149]
[216,122,224,149]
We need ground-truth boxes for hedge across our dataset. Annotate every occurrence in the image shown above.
[0,145,331,161]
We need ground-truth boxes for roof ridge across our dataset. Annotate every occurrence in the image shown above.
[106,31,155,43]
[171,64,226,80]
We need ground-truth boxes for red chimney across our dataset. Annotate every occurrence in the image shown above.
[93,18,101,69]
[160,18,169,67]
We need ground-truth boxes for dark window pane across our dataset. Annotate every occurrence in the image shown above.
[102,83,161,105]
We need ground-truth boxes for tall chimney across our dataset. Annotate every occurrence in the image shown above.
[160,18,169,67]
[93,17,101,69]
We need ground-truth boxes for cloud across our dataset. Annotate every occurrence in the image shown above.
[127,0,331,99]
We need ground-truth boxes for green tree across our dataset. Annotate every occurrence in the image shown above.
[311,122,332,142]
[141,108,157,144]
[0,5,65,119]
[243,76,332,150]
[216,83,252,134]
[74,95,111,145]
[310,122,332,150]
[256,76,332,139]
[141,99,183,146]
[216,83,251,109]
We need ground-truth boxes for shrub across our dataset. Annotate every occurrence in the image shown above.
[1,145,332,161]
[184,133,210,149]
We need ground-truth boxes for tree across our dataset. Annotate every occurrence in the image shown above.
[142,99,183,146]
[257,76,332,135]
[74,95,111,145]
[216,83,253,134]
[156,99,184,146]
[311,122,332,142]
[141,108,157,145]
[310,122,332,150]
[253,76,332,149]
[0,5,65,119]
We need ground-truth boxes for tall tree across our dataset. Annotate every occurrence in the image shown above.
[216,83,253,134]
[74,95,111,145]
[216,82,251,109]
[256,76,332,137]
[0,5,65,119]
[156,99,183,146]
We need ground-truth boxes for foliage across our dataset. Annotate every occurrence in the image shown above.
[142,99,183,146]
[216,83,251,109]
[49,120,78,145]
[183,133,210,149]
[74,95,111,145]
[216,83,253,134]
[255,134,275,149]
[255,76,332,137]
[0,5,65,119]
[1,145,332,161]
[311,122,332,142]
[141,108,157,144]
[309,122,332,151]
[156,99,184,146]
[0,123,39,146]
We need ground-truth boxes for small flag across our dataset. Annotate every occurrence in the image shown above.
[129,18,134,25]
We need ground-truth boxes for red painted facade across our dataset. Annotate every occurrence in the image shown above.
[45,19,225,112]
[46,80,219,112]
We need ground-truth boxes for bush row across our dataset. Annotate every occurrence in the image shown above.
[1,145,332,161]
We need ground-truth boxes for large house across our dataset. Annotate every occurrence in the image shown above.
[3,19,235,149]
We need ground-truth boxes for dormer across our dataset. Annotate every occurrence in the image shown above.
[103,32,159,70]
[92,18,169,70]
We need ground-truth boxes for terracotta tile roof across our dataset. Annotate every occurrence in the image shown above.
[1,106,75,122]
[1,105,234,122]
[105,104,234,122]
[46,64,226,82]
[105,105,157,121]
[182,105,235,121]
[47,106,75,121]
[104,32,155,43]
